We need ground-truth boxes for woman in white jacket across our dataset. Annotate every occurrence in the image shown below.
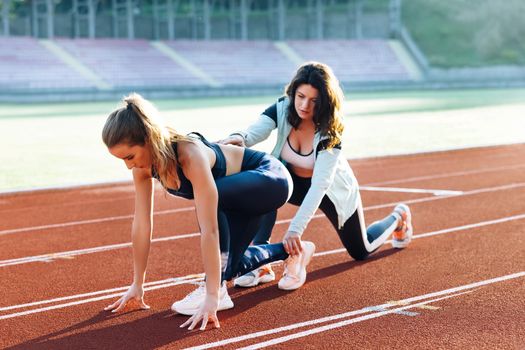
[220,62,413,289]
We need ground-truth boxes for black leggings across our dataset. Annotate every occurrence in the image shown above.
[252,171,398,261]
[215,149,291,281]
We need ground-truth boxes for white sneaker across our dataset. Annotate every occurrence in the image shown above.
[391,203,413,249]
[234,264,276,288]
[171,282,234,316]
[278,241,316,290]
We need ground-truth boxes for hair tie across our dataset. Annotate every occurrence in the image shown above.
[126,103,133,111]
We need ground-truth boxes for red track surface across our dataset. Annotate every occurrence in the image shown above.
[1,144,524,349]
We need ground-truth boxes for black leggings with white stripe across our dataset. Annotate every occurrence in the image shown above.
[252,171,398,260]
[215,149,291,281]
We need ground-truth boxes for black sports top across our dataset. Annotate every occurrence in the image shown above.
[152,132,226,199]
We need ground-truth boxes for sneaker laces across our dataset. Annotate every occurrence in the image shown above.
[282,255,299,279]
[256,265,272,277]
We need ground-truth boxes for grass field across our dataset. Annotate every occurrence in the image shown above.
[403,0,525,67]
[1,88,524,192]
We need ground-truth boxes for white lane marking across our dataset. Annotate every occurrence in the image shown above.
[363,163,525,187]
[365,182,525,211]
[0,207,195,236]
[0,232,201,267]
[360,186,463,196]
[2,179,524,237]
[312,212,525,256]
[236,292,471,350]
[185,271,525,350]
[0,274,204,312]
[0,277,204,320]
[412,213,525,239]
[3,184,525,269]
[2,210,525,320]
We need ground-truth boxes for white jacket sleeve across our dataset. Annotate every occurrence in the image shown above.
[287,148,340,236]
[232,114,276,148]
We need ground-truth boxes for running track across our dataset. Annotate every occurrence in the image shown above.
[1,144,524,349]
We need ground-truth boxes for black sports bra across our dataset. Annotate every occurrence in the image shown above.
[152,133,226,199]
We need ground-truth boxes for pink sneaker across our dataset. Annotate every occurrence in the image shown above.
[391,204,413,249]
[278,241,316,290]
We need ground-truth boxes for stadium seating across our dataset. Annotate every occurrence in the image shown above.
[164,40,297,86]
[55,39,204,88]
[0,37,95,90]
[287,40,411,82]
[0,37,412,92]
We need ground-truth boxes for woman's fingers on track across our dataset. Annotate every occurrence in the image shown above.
[180,315,195,328]
[211,314,220,328]
[181,313,217,331]
[104,297,123,311]
[138,298,150,310]
[112,297,129,313]
[188,314,203,330]
[199,313,209,330]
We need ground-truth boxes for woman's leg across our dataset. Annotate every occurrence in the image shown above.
[318,196,399,260]
[215,155,291,281]
[251,210,277,245]
[250,167,313,246]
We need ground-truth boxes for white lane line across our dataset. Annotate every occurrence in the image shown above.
[3,181,525,268]
[0,207,194,236]
[364,163,525,187]
[0,277,204,320]
[365,182,525,211]
[189,293,470,350]
[360,186,463,196]
[314,213,525,256]
[236,292,471,350]
[2,179,524,237]
[0,232,201,267]
[0,274,204,312]
[0,215,321,267]
[185,271,525,350]
[413,213,525,239]
[2,212,525,320]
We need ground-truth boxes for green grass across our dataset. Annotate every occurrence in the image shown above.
[403,0,525,67]
[0,95,278,120]
[1,88,524,192]
[346,88,525,115]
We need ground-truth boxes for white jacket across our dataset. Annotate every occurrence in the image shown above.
[236,97,360,236]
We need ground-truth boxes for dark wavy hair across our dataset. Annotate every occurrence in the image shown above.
[285,62,344,149]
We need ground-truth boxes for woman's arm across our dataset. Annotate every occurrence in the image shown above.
[219,102,279,147]
[284,148,340,255]
[178,142,222,330]
[105,167,154,312]
[130,167,155,286]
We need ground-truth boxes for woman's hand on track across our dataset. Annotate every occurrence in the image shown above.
[104,283,150,313]
[216,135,245,147]
[180,294,220,331]
[283,231,303,256]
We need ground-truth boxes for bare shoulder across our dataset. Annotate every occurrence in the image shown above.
[176,140,206,166]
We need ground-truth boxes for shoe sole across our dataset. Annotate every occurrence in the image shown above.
[172,295,234,316]
[234,273,275,288]
[278,242,316,291]
[391,204,413,249]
